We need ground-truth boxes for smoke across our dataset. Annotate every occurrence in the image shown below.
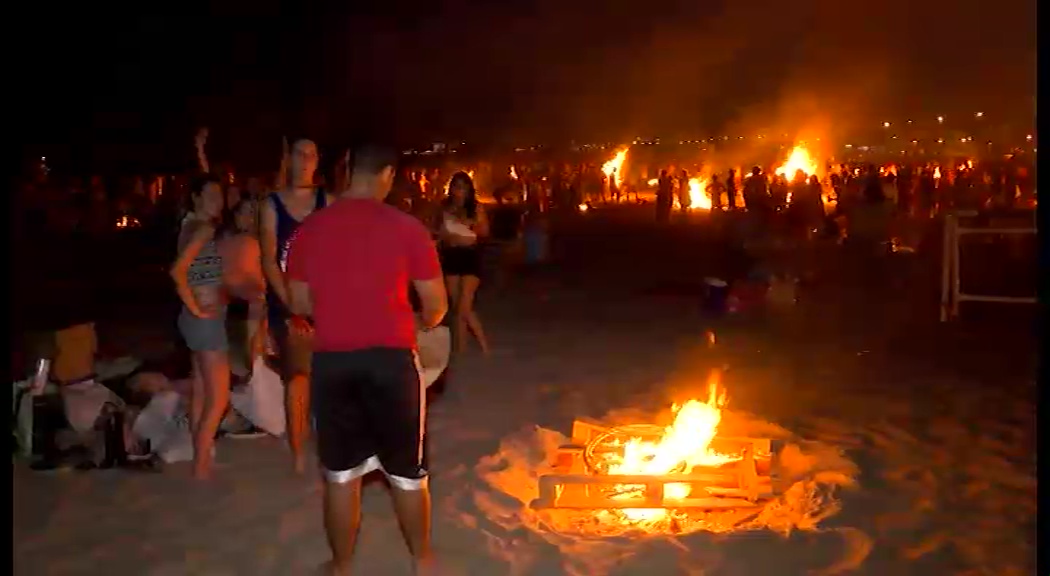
[457,0,1027,143]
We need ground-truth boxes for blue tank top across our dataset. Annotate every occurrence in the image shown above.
[266,188,327,315]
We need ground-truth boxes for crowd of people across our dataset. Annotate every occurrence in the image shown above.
[13,127,1036,574]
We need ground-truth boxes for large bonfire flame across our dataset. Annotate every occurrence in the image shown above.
[687,177,713,210]
[602,148,628,188]
[598,378,737,523]
[774,144,819,181]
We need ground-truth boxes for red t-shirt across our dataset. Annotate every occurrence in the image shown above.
[286,198,442,352]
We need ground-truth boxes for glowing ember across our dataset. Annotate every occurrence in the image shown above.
[115,215,140,229]
[774,145,819,182]
[647,178,659,187]
[578,203,589,212]
[599,378,738,521]
[602,148,628,188]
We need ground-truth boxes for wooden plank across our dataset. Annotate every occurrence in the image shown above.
[739,447,759,502]
[534,471,775,510]
[544,472,744,486]
[532,491,768,510]
[570,418,614,445]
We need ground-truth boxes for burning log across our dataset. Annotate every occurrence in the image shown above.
[532,382,779,518]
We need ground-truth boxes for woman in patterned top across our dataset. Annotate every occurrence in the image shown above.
[169,174,229,480]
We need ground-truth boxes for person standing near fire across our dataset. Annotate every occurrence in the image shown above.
[656,169,673,223]
[707,174,726,211]
[285,144,447,575]
[678,169,692,212]
[260,136,335,474]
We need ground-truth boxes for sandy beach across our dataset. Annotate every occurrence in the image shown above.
[13,210,1036,575]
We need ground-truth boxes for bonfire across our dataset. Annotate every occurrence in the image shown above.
[533,373,776,530]
[602,148,628,188]
[115,215,141,229]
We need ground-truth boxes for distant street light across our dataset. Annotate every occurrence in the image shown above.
[882,121,891,128]
[937,116,945,124]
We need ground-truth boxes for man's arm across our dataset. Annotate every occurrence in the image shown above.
[406,222,448,329]
[259,198,290,307]
[412,277,447,329]
[284,226,314,323]
[287,279,313,317]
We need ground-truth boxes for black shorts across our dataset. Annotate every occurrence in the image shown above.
[439,245,482,277]
[311,348,427,489]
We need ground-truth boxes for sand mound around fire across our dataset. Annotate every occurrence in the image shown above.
[459,406,863,574]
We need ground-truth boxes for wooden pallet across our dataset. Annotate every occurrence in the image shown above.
[530,418,776,511]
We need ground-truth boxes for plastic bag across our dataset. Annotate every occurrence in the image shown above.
[229,356,286,437]
[60,379,125,435]
[132,390,193,463]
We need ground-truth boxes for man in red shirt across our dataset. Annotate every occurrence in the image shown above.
[285,144,448,575]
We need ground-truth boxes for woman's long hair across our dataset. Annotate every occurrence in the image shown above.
[183,173,223,222]
[444,171,478,220]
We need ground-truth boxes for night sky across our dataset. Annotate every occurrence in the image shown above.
[22,0,1035,173]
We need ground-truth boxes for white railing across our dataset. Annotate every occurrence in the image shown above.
[940,210,1037,321]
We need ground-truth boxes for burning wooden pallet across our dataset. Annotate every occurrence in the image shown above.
[531,418,779,511]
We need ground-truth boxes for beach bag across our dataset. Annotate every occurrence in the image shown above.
[229,357,286,437]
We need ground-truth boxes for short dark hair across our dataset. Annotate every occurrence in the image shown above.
[351,144,398,176]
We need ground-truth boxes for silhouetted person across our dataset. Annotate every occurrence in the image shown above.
[726,169,738,210]
[678,169,692,211]
[656,169,673,223]
[743,166,769,215]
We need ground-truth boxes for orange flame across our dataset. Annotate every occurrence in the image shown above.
[605,376,737,522]
[774,145,819,182]
[602,148,628,188]
[509,166,518,180]
[688,177,712,210]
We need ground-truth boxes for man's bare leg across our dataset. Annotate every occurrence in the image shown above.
[287,373,309,473]
[390,484,435,574]
[323,477,363,574]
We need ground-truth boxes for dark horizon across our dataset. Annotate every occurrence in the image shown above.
[22,0,1036,173]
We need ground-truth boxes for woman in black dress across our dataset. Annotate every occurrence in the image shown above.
[438,172,490,354]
